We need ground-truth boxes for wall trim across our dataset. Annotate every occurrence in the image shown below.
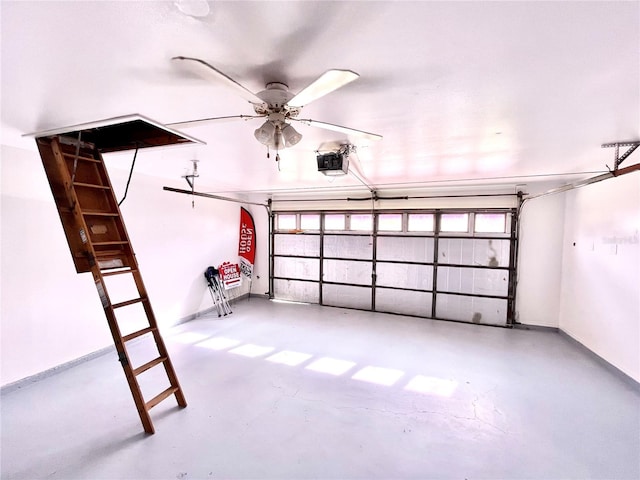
[1,293,259,394]
[513,323,559,332]
[559,329,640,392]
[1,344,116,395]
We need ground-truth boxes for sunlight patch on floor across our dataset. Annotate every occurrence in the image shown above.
[305,357,356,376]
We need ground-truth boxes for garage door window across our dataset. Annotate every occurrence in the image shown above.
[325,214,346,231]
[378,213,403,232]
[440,213,469,232]
[350,213,373,231]
[300,214,320,231]
[408,213,434,232]
[277,214,297,231]
[474,213,506,233]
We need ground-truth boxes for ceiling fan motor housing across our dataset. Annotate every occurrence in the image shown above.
[257,83,293,107]
[253,82,304,150]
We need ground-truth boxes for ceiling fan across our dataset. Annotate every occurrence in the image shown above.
[169,56,382,160]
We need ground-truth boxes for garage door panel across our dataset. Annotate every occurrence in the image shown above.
[439,238,510,267]
[377,236,434,262]
[435,294,507,325]
[324,235,372,259]
[274,234,320,256]
[436,266,508,297]
[274,279,319,303]
[274,257,319,281]
[323,284,371,310]
[376,288,432,317]
[323,259,372,286]
[376,262,433,290]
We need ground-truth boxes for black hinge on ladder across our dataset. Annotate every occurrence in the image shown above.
[117,350,129,368]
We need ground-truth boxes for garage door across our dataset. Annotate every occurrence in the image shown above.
[271,209,517,326]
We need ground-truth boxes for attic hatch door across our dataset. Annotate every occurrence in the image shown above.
[24,114,205,152]
[28,114,204,274]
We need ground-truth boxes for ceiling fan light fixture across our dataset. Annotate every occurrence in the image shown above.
[273,129,285,151]
[281,124,302,147]
[254,121,276,145]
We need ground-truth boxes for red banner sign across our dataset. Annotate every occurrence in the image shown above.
[238,207,255,278]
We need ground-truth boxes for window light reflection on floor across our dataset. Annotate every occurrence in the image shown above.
[170,330,458,398]
[266,350,313,366]
[270,299,311,306]
[168,332,210,344]
[305,357,356,376]
[352,366,405,386]
[228,344,276,358]
[404,375,458,397]
[196,336,242,351]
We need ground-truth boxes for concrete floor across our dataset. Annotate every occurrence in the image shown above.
[2,298,639,479]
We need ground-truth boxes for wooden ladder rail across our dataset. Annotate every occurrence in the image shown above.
[36,135,187,434]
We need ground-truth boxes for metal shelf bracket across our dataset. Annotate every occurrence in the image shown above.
[601,141,640,171]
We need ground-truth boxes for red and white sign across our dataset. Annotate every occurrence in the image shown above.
[238,207,256,278]
[218,261,242,290]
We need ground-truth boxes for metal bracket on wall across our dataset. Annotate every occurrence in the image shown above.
[601,141,640,171]
[182,160,200,208]
[183,159,199,190]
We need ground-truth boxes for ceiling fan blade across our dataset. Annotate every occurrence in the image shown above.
[167,115,263,129]
[291,118,382,142]
[288,70,359,107]
[172,56,265,105]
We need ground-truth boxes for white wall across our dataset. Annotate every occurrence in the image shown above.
[1,145,111,386]
[515,192,566,327]
[1,144,269,386]
[559,172,640,382]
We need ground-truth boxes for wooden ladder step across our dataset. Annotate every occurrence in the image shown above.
[73,182,111,190]
[101,268,138,277]
[95,249,127,258]
[133,356,167,376]
[146,386,179,410]
[112,297,145,309]
[93,241,129,246]
[62,152,100,163]
[82,210,119,217]
[122,326,156,343]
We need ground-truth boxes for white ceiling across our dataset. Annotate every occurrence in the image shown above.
[2,1,639,199]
